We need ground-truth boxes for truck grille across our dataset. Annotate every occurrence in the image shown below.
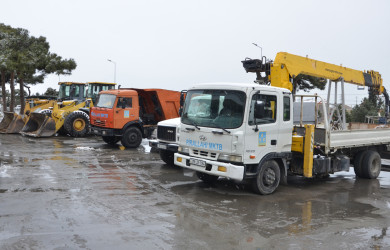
[157,126,176,142]
[192,149,217,159]
[93,120,107,127]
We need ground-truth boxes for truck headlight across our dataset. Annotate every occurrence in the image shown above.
[218,154,242,163]
[178,146,189,154]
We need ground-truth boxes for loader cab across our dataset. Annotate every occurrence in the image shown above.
[58,82,86,101]
[86,82,116,105]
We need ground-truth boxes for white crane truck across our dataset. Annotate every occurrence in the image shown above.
[174,52,389,194]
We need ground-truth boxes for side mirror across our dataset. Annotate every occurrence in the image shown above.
[254,100,265,119]
[179,107,183,117]
[180,90,187,107]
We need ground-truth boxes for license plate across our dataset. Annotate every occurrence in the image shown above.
[158,144,167,150]
[190,158,206,167]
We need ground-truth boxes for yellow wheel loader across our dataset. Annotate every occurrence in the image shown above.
[0,98,56,134]
[20,82,116,137]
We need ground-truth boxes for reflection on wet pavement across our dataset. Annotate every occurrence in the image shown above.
[0,134,390,249]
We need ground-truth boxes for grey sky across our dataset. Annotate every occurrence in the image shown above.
[2,0,389,106]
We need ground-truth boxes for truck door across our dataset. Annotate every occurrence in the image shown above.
[113,96,139,129]
[244,90,281,163]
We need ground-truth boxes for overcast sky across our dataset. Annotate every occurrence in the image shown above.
[2,0,389,106]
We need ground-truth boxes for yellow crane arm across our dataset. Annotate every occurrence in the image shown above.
[270,52,383,94]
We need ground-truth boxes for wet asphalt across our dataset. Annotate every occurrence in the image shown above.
[0,133,390,250]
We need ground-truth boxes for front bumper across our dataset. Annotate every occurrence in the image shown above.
[149,140,178,152]
[174,153,244,181]
[91,126,115,136]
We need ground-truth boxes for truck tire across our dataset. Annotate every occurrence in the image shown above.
[353,150,368,178]
[196,172,219,184]
[252,160,280,195]
[121,127,142,148]
[159,149,174,165]
[64,111,90,137]
[361,150,381,179]
[102,136,120,145]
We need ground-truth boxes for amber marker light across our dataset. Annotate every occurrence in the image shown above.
[218,166,227,172]
[250,155,256,159]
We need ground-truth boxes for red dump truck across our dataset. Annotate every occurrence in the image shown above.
[90,88,181,148]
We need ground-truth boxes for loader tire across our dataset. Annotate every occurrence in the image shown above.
[102,136,120,145]
[121,127,142,148]
[64,111,90,137]
[40,109,52,116]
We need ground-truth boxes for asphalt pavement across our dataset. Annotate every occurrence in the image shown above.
[0,134,390,249]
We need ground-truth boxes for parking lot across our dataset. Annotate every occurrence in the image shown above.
[1,133,390,249]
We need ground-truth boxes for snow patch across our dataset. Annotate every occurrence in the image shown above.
[75,146,101,151]
[0,164,11,178]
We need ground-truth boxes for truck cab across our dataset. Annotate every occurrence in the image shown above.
[91,88,181,148]
[174,83,293,194]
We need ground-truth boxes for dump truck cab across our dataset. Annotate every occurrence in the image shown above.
[91,88,181,148]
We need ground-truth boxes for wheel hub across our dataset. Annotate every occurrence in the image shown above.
[73,118,85,131]
[263,168,276,186]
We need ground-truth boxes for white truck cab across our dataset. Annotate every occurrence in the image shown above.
[174,83,293,193]
[149,117,181,165]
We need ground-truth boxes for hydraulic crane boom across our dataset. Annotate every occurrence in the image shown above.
[242,52,388,116]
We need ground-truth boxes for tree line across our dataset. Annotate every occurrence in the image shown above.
[0,23,76,113]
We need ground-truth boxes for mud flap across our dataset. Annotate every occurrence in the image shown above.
[0,112,25,134]
[20,112,57,137]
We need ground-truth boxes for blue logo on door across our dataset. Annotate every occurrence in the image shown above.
[258,132,266,146]
[124,110,130,118]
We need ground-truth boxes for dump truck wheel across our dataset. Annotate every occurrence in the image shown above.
[159,149,174,165]
[196,172,219,183]
[121,127,142,148]
[252,160,280,195]
[361,150,381,179]
[353,150,368,178]
[64,111,90,137]
[102,136,120,145]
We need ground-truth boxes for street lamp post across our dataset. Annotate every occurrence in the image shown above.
[107,59,116,83]
[252,43,262,58]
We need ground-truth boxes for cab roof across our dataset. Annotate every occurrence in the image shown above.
[58,82,86,85]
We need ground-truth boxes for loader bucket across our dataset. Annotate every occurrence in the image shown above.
[20,112,57,137]
[0,112,25,134]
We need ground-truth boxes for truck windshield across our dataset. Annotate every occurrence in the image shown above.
[182,90,246,129]
[96,94,116,108]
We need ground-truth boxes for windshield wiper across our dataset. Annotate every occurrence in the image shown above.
[191,120,200,130]
[212,123,231,134]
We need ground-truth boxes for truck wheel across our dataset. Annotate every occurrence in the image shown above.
[102,136,120,145]
[121,127,142,148]
[196,172,219,183]
[361,150,381,179]
[64,111,90,137]
[159,149,174,165]
[252,160,280,195]
[353,150,368,178]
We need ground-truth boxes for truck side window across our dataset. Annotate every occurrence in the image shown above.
[249,94,277,125]
[283,96,290,121]
[117,98,132,108]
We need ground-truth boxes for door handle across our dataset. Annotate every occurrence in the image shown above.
[271,140,277,145]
